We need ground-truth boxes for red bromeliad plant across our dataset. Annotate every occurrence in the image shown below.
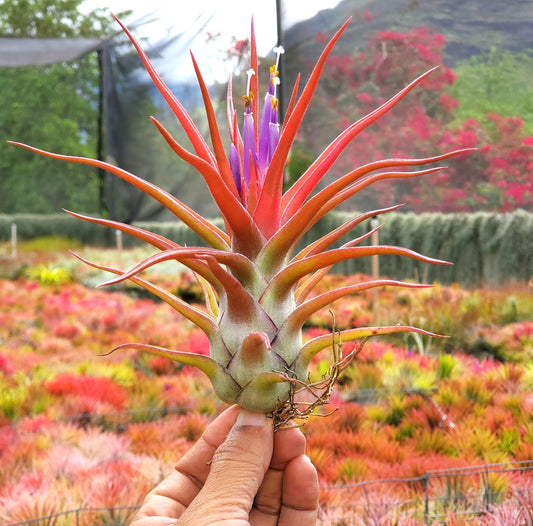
[9,18,472,422]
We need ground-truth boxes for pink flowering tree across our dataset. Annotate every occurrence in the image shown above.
[291,26,532,213]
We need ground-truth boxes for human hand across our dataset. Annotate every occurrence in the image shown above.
[130,404,319,525]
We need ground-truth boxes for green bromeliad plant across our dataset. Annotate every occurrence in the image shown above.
[10,17,472,422]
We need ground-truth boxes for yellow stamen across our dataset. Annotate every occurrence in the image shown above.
[243,92,254,110]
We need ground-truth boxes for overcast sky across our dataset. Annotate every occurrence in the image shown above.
[82,0,341,54]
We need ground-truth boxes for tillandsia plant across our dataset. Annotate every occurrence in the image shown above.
[10,17,472,424]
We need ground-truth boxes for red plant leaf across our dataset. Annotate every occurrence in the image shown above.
[298,325,444,365]
[189,51,239,196]
[8,141,230,251]
[106,342,240,397]
[253,18,352,238]
[263,245,450,306]
[292,204,404,262]
[113,15,215,164]
[282,280,429,334]
[149,118,264,256]
[63,210,180,251]
[282,73,300,133]
[71,252,218,336]
[281,68,440,217]
[262,149,473,269]
[250,18,259,151]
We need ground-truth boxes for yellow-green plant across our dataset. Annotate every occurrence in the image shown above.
[9,17,471,420]
[0,380,27,420]
[19,236,81,252]
[25,264,72,286]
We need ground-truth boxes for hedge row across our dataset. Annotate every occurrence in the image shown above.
[304,209,532,288]
[0,214,226,248]
[1,210,531,287]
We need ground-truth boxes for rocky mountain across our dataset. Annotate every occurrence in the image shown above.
[283,0,533,68]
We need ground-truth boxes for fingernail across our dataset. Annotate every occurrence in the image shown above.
[302,454,313,465]
[236,409,267,427]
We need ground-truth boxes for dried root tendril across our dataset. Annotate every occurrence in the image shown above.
[271,312,368,430]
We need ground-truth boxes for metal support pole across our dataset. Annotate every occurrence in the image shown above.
[275,0,285,123]
[11,222,17,259]
[96,48,107,217]
[116,230,123,264]
[424,473,429,524]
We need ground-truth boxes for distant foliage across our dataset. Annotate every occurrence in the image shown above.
[448,49,533,135]
[0,0,126,216]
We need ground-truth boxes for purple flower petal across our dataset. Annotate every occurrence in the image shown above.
[258,93,273,175]
[243,112,255,187]
[229,143,241,194]
[268,122,280,167]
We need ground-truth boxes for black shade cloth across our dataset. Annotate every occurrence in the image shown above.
[0,37,105,66]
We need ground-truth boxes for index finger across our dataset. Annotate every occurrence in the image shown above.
[131,405,240,522]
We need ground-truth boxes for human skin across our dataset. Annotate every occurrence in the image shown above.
[130,405,319,525]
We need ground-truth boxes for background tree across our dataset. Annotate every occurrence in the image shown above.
[448,49,533,135]
[0,0,121,215]
[289,27,532,213]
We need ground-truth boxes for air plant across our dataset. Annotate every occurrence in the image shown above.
[9,17,472,424]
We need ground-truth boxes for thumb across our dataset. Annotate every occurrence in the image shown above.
[177,410,274,525]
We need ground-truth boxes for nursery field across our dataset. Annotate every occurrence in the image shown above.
[1,243,532,525]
